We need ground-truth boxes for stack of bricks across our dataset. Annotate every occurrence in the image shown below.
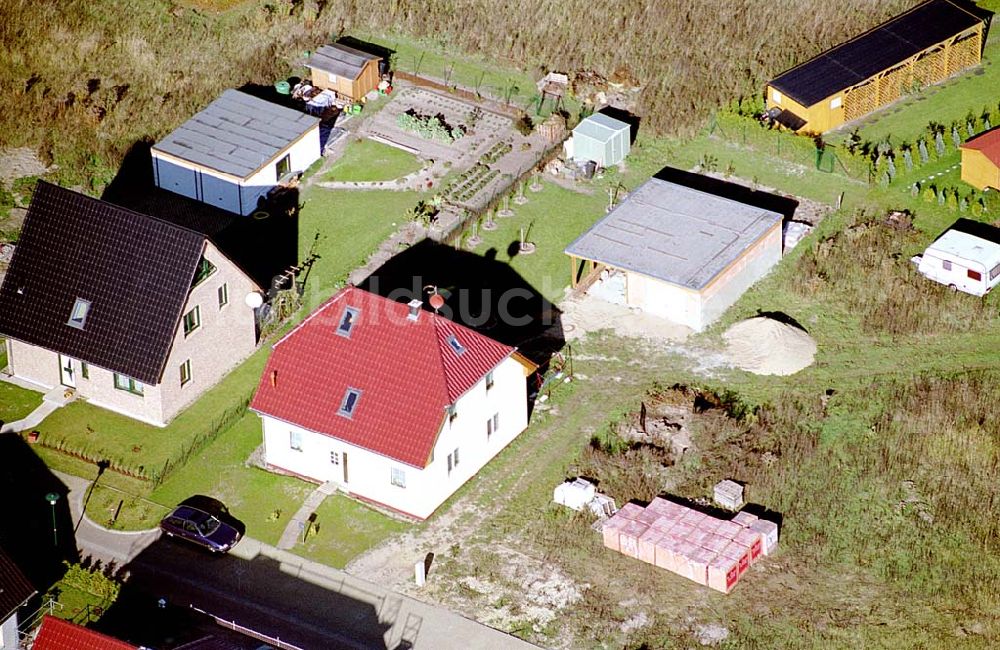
[600,497,779,593]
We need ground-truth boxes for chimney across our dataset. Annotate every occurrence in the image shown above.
[270,369,278,388]
[407,299,422,321]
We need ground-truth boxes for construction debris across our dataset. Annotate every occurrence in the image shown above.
[553,478,617,519]
[713,480,744,510]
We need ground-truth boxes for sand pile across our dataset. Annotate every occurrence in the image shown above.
[723,317,817,376]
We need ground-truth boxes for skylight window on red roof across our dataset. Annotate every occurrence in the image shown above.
[338,387,362,418]
[337,307,359,337]
[447,334,466,356]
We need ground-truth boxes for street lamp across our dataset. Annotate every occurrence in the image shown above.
[45,492,60,547]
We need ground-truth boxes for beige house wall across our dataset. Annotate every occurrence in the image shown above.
[158,241,260,423]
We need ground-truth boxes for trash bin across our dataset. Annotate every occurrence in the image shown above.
[275,80,291,95]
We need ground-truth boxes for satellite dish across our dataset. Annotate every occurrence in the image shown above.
[429,293,445,311]
[245,292,265,308]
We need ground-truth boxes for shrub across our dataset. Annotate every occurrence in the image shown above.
[514,115,534,136]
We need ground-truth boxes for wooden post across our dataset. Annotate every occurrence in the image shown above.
[570,256,578,288]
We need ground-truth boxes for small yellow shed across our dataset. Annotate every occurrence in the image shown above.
[305,44,382,102]
[960,128,1000,191]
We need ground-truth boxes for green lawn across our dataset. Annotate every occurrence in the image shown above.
[293,495,411,569]
[150,412,316,547]
[325,138,424,182]
[0,379,43,423]
[470,180,607,301]
[298,186,420,306]
[829,38,1000,145]
[84,483,169,531]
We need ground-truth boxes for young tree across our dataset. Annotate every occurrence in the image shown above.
[918,139,929,163]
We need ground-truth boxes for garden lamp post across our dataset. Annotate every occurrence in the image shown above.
[45,492,59,547]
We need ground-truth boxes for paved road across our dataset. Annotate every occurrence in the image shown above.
[57,471,539,650]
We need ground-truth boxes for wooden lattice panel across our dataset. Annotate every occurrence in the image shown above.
[845,79,877,122]
[877,65,908,106]
[947,33,981,76]
[914,47,946,87]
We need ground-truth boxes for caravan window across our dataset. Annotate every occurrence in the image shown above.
[968,269,982,281]
[990,264,1000,281]
[942,260,952,271]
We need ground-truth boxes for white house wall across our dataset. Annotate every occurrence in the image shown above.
[152,125,321,216]
[260,355,529,519]
[1,613,18,650]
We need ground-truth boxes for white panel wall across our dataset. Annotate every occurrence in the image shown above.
[0,614,18,650]
[152,156,198,201]
[261,355,529,519]
[626,272,703,330]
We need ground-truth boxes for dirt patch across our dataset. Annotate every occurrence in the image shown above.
[561,291,692,343]
[0,147,49,184]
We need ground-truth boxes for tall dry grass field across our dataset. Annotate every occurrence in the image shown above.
[0,0,911,187]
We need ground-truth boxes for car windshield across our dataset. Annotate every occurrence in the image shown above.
[197,516,221,536]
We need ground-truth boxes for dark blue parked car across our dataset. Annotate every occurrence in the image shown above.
[159,501,243,553]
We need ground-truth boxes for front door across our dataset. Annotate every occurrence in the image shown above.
[342,451,349,484]
[58,355,76,388]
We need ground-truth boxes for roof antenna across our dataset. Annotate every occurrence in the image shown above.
[423,284,445,312]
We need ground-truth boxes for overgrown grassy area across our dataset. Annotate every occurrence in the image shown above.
[0,0,910,190]
[0,379,43,423]
[294,495,410,569]
[325,138,424,182]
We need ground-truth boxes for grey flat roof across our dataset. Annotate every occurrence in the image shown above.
[565,177,783,290]
[573,113,630,143]
[153,89,319,179]
[306,44,380,80]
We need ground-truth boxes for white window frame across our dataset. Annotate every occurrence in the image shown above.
[218,283,229,309]
[328,72,339,83]
[183,306,201,337]
[68,297,91,329]
[830,96,842,109]
[330,451,340,465]
[772,89,782,104]
[391,467,406,488]
[485,370,495,391]
[179,359,192,387]
[113,373,144,396]
[290,430,303,451]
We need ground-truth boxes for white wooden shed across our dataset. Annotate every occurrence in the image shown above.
[151,90,321,216]
[568,113,631,167]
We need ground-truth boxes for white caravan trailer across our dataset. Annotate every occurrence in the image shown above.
[915,229,1000,296]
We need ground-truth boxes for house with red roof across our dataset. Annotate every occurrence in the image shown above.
[961,127,1000,190]
[31,615,137,650]
[250,286,536,520]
